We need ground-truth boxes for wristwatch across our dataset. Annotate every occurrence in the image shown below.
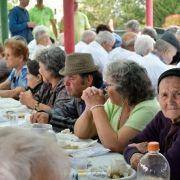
[34,101,40,111]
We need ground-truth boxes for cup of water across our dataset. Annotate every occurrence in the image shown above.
[31,123,57,141]
[6,111,19,126]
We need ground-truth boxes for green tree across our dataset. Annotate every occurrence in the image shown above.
[153,0,180,27]
[8,0,18,10]
[80,0,145,29]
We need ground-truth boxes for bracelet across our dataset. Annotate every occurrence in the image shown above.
[90,104,104,111]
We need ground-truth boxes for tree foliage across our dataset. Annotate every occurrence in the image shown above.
[7,0,18,10]
[153,0,180,27]
[80,0,145,29]
[6,0,180,28]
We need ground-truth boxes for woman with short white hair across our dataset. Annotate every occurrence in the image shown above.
[29,25,51,60]
[0,127,70,180]
[134,34,155,56]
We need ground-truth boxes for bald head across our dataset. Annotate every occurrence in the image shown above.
[122,32,137,51]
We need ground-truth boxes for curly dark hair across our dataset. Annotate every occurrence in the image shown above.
[104,60,155,106]
[96,24,112,34]
[27,60,40,76]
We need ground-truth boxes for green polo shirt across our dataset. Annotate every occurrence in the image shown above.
[59,11,90,43]
[29,6,54,36]
[104,98,160,132]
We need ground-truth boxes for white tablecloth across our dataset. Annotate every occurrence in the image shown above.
[0,98,31,127]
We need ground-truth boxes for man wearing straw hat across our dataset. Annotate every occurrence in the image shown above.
[31,53,103,132]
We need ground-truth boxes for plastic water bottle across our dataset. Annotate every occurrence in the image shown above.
[137,141,170,180]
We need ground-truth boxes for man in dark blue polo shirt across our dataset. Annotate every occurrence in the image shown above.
[8,0,36,43]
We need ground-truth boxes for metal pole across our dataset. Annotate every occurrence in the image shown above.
[146,0,153,27]
[0,0,8,43]
[63,0,75,54]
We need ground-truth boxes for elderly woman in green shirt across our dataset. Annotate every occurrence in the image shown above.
[74,60,160,153]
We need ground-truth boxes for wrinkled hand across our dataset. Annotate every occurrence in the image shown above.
[130,153,144,170]
[81,87,105,108]
[27,22,36,28]
[128,142,148,153]
[30,112,49,124]
[19,91,35,108]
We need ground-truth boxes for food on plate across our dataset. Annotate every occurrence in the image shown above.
[18,113,25,119]
[107,159,129,178]
[63,144,79,149]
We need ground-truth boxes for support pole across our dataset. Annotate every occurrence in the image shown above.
[146,0,153,27]
[63,0,75,54]
[0,0,8,43]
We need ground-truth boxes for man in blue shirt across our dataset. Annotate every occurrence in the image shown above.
[9,0,36,43]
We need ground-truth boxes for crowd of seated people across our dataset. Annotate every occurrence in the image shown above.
[30,53,103,132]
[0,15,179,179]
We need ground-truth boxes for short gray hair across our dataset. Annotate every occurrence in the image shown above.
[134,35,155,56]
[154,39,177,56]
[103,60,154,106]
[33,25,48,43]
[125,20,140,33]
[142,27,157,40]
[81,30,96,44]
[36,46,65,78]
[95,31,115,45]
[0,127,70,180]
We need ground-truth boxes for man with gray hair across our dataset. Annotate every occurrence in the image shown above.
[83,30,115,72]
[141,32,179,90]
[108,32,143,64]
[125,19,140,34]
[29,25,51,60]
[134,34,155,56]
[75,30,96,52]
[0,127,70,180]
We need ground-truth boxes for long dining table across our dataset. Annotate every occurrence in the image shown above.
[0,97,136,180]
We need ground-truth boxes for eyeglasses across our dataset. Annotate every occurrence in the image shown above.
[102,82,117,91]
[104,82,114,88]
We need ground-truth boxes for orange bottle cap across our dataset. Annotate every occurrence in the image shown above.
[148,142,160,151]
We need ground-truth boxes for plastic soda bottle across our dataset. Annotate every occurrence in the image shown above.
[137,141,170,180]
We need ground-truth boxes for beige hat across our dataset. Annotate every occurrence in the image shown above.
[59,53,99,76]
